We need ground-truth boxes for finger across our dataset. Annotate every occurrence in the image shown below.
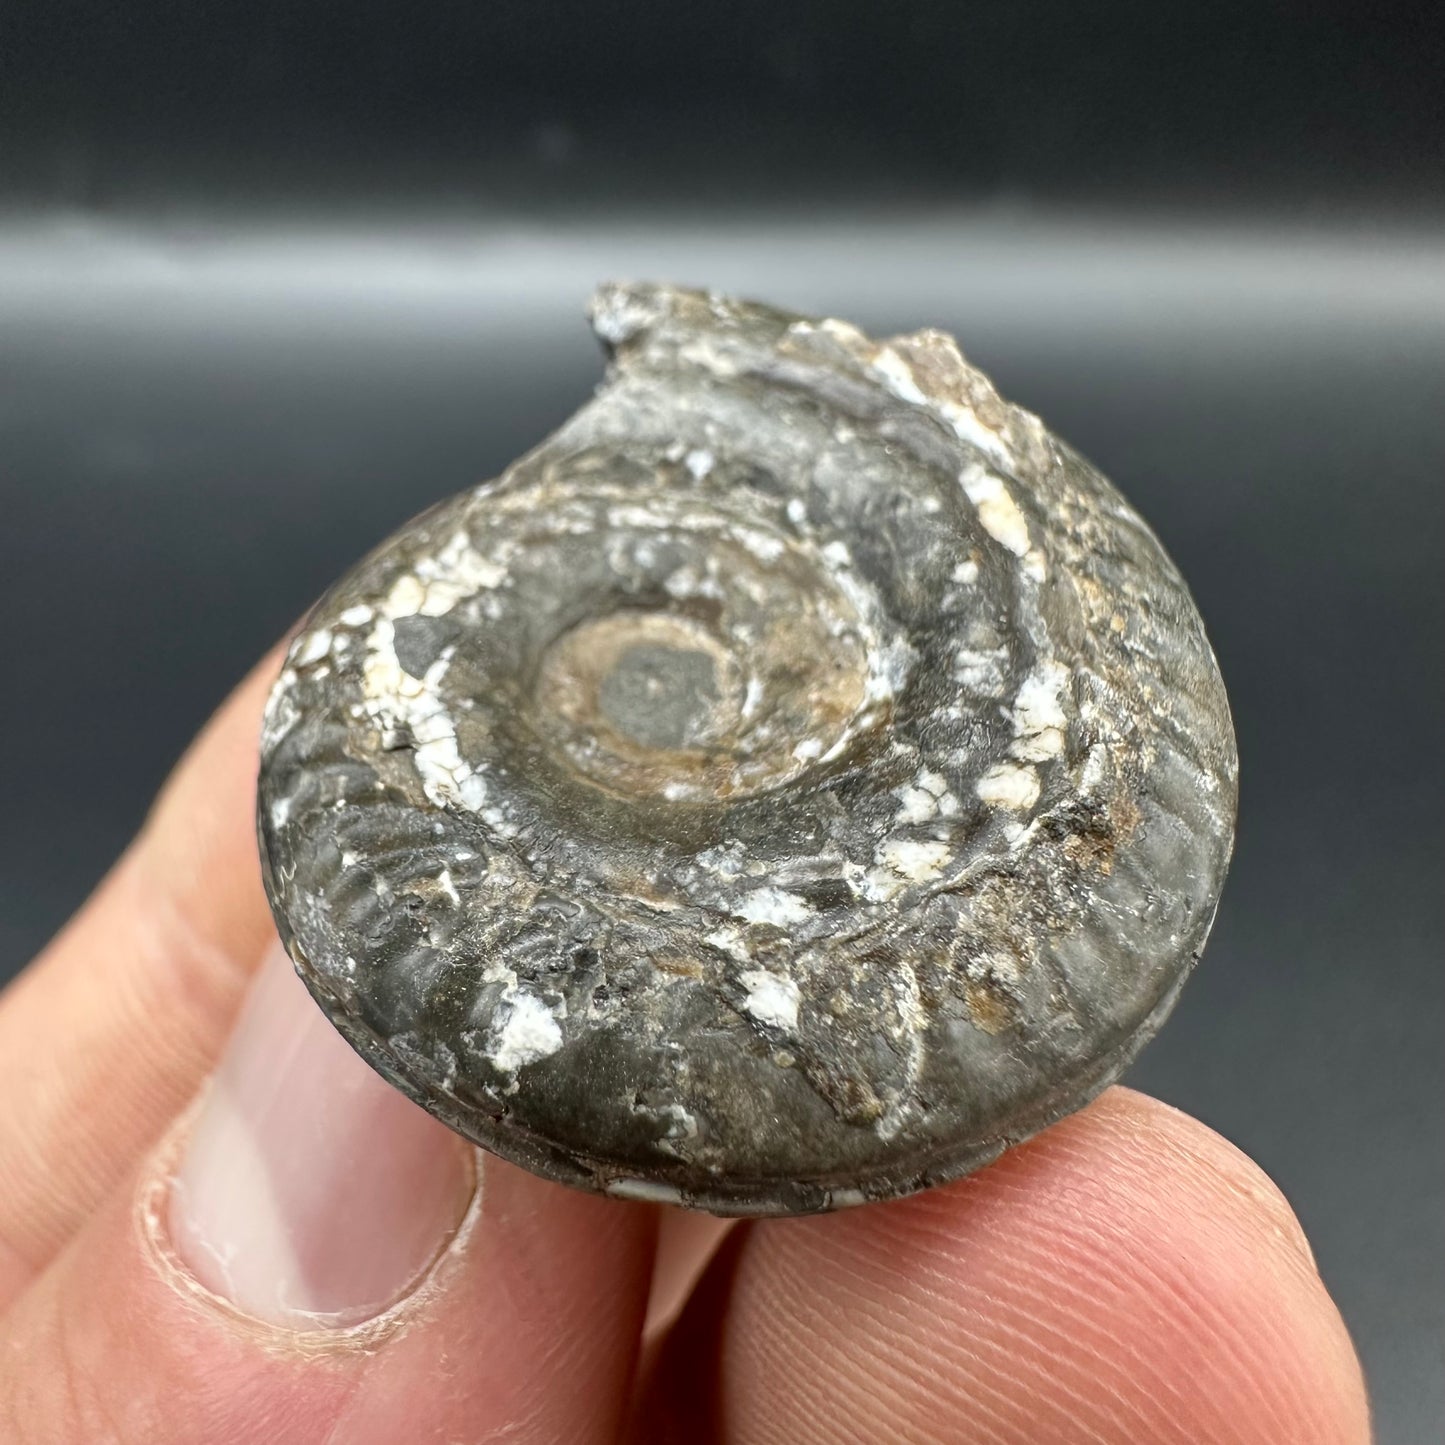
[644,1210,735,1339]
[1,943,657,1445]
[0,644,284,1300]
[644,1087,1370,1445]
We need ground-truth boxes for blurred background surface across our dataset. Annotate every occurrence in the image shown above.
[1,3,1441,1438]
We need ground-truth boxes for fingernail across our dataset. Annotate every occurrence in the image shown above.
[168,941,475,1328]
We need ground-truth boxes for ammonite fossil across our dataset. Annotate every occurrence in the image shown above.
[258,283,1237,1215]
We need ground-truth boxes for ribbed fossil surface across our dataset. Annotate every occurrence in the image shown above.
[257,283,1238,1214]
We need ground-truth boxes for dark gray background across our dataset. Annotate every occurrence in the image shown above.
[1,3,1441,1439]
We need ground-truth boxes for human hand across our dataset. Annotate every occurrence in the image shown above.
[0,646,1370,1443]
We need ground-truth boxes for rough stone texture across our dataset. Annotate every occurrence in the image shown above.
[257,283,1238,1215]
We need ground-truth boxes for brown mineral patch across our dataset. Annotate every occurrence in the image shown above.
[831,1076,885,1125]
[893,331,1012,436]
[964,979,1015,1035]
[651,955,706,980]
[1112,792,1143,838]
[1063,827,1117,877]
[891,329,970,392]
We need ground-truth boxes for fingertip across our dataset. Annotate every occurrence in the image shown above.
[673,1087,1370,1445]
[996,1087,1370,1444]
[1090,1087,1320,1272]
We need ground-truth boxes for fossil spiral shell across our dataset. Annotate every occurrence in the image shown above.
[257,284,1237,1214]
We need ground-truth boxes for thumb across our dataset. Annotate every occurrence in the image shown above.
[0,943,656,1444]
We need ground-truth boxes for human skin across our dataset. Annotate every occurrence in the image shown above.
[0,645,1371,1443]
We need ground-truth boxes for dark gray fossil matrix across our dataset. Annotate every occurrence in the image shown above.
[257,283,1237,1214]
